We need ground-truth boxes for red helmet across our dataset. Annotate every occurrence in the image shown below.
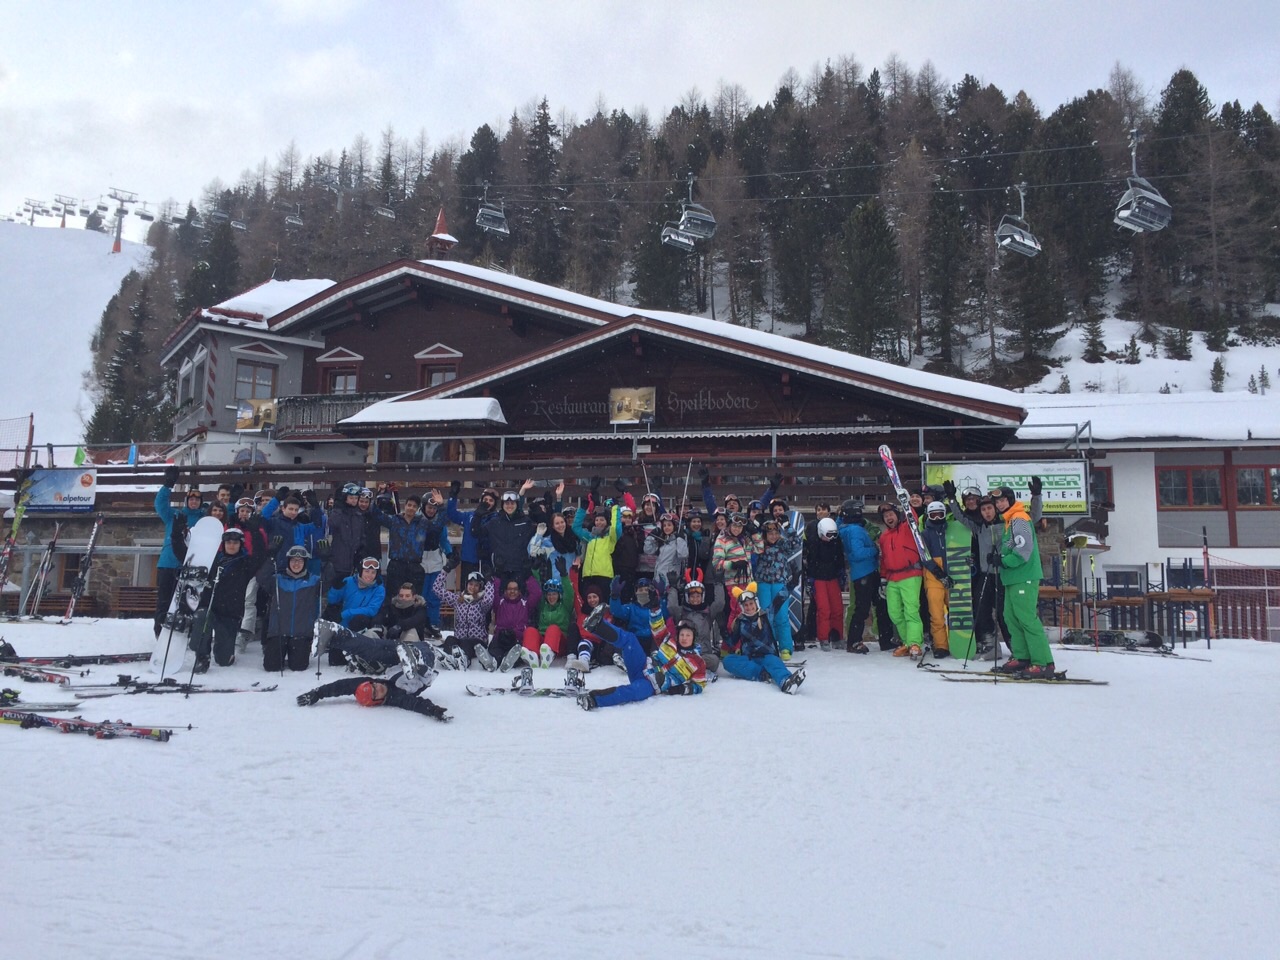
[354,681,386,707]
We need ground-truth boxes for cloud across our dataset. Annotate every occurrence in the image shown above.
[276,45,386,102]
[264,0,364,24]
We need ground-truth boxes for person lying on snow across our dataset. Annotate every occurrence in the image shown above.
[295,642,451,722]
[576,591,708,711]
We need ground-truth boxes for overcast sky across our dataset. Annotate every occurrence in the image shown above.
[3,0,1276,215]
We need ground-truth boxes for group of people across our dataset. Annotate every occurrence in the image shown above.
[153,464,1055,715]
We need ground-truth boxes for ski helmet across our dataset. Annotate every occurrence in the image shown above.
[542,578,563,596]
[284,545,311,561]
[466,571,486,586]
[235,497,255,512]
[659,512,678,525]
[675,620,698,647]
[354,681,386,707]
[993,486,1017,505]
[221,528,244,542]
[685,577,705,593]
[962,486,982,500]
[839,499,862,523]
[341,482,361,497]
[926,501,946,517]
[817,517,838,539]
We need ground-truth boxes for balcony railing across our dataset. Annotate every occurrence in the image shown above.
[273,392,397,438]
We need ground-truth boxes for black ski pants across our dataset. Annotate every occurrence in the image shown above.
[850,571,893,645]
[154,567,179,637]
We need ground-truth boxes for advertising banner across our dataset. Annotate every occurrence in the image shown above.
[608,387,656,425]
[235,398,277,431]
[27,468,97,512]
[923,460,1089,516]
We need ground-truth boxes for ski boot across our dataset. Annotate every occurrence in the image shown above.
[1022,662,1059,679]
[577,691,599,711]
[193,657,211,675]
[781,666,806,694]
[539,643,554,668]
[996,658,1029,674]
[474,643,498,672]
[612,652,627,673]
[521,646,541,669]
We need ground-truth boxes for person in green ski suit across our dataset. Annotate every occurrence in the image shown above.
[993,486,1054,676]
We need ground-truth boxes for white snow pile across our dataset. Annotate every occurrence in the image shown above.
[0,221,151,445]
[3,619,1276,959]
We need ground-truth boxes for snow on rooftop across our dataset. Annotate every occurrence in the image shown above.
[420,261,1025,414]
[339,396,506,427]
[1017,390,1280,443]
[206,277,334,323]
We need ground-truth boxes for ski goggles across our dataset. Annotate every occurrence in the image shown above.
[360,558,382,571]
[501,491,520,502]
[235,498,255,511]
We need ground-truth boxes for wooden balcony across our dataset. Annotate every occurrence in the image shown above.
[273,392,397,439]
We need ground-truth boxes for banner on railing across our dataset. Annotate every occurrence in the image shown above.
[27,468,97,512]
[236,398,277,431]
[924,460,1089,516]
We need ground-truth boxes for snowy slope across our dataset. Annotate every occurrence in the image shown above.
[2,620,1276,960]
[0,221,151,446]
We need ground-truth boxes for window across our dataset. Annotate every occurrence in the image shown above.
[1157,467,1223,508]
[419,364,458,388]
[59,554,81,591]
[327,368,358,395]
[235,360,276,400]
[393,440,446,463]
[1089,466,1113,507]
[1236,466,1280,507]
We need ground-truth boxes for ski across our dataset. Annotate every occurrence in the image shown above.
[465,684,581,698]
[17,521,63,619]
[75,682,279,699]
[59,514,105,623]
[0,709,173,741]
[1054,644,1210,662]
[0,688,79,711]
[937,672,1108,686]
[877,445,932,563]
[0,651,151,667]
[2,663,71,684]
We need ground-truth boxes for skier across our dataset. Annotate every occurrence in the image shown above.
[193,528,278,672]
[993,486,1055,677]
[295,644,450,722]
[522,570,575,668]
[445,482,498,579]
[577,604,708,710]
[720,584,805,694]
[369,492,443,598]
[264,545,325,672]
[324,556,386,642]
[432,570,495,668]
[752,519,802,660]
[479,575,541,672]
[378,582,429,644]
[665,574,724,673]
[608,575,667,654]
[837,500,893,653]
[153,467,207,638]
[920,500,953,658]
[877,502,924,659]
[803,516,846,651]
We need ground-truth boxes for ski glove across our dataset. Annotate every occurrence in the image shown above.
[443,553,461,573]
[448,480,461,499]
[942,575,955,590]
[1029,476,1042,496]
[771,471,784,488]
[296,690,321,707]
[267,535,284,552]
[614,477,629,493]
[314,538,332,559]
[697,466,710,484]
[161,466,180,488]
[555,555,568,577]
[590,476,603,495]
[942,479,957,500]
[386,624,403,640]
[610,576,624,601]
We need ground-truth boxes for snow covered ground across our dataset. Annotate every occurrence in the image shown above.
[3,619,1276,960]
[0,220,151,447]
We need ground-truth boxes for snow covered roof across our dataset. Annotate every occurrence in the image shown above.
[338,396,507,428]
[204,278,335,325]
[1016,391,1280,444]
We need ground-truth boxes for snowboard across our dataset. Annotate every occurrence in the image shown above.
[785,510,805,638]
[944,512,976,660]
[151,516,223,679]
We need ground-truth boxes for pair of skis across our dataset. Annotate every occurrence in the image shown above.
[466,664,584,698]
[921,663,1108,686]
[0,708,173,742]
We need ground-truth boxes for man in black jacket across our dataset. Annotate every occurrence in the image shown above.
[195,529,279,671]
[475,489,533,583]
[295,644,450,722]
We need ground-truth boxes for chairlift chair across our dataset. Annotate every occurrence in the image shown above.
[1114,177,1172,233]
[230,220,247,231]
[373,206,396,220]
[677,202,717,240]
[78,207,90,217]
[209,211,230,224]
[95,202,108,214]
[661,221,698,254]
[1113,130,1172,234]
[475,182,510,235]
[995,183,1041,258]
[285,214,304,228]
[137,208,155,222]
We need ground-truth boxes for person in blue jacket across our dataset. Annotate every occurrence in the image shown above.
[153,465,207,638]
[260,489,325,572]
[445,482,497,579]
[324,556,386,634]
[264,545,324,672]
[608,575,667,654]
[837,499,894,653]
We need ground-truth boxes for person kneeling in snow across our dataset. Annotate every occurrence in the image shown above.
[295,643,451,722]
[721,583,806,694]
[577,594,707,710]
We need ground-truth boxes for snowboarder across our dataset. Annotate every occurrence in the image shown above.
[193,528,278,672]
[295,644,450,722]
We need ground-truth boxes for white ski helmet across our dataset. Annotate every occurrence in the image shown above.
[817,517,838,539]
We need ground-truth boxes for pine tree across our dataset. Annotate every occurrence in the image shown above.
[826,200,903,360]
[1210,356,1226,391]
[1055,373,1071,393]
[84,283,171,444]
[181,222,240,311]
[1260,365,1272,391]
[1081,311,1106,363]
[923,180,965,364]
[519,98,565,285]
[1125,334,1141,364]
[1247,375,1258,393]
